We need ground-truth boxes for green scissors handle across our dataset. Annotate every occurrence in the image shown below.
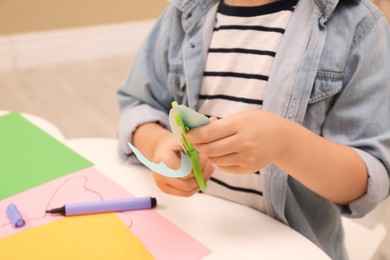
[172,102,207,191]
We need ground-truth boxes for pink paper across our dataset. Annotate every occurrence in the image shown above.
[0,167,210,259]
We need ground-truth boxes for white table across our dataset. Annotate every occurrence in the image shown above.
[2,111,331,259]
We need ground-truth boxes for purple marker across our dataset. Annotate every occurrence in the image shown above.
[46,197,157,216]
[6,203,26,228]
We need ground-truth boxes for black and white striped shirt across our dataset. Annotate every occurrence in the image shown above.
[198,0,297,212]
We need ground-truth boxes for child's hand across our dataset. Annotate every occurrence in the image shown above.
[187,110,368,204]
[186,110,288,174]
[151,134,214,196]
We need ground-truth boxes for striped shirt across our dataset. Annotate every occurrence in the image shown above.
[198,0,297,212]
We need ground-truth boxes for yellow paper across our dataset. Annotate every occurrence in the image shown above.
[0,213,154,260]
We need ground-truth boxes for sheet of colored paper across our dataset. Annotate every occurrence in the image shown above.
[0,112,93,200]
[0,167,211,259]
[0,213,154,260]
[128,103,210,179]
[128,142,192,178]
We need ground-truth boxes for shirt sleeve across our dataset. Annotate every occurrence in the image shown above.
[323,14,390,217]
[116,7,177,163]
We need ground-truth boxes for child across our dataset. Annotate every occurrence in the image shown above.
[116,0,390,259]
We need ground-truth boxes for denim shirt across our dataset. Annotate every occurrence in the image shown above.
[117,0,390,259]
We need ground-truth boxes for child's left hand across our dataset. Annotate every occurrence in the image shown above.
[186,110,289,174]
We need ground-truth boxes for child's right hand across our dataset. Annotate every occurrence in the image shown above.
[152,134,214,197]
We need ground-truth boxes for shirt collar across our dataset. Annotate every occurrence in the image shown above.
[168,0,219,31]
[168,0,340,27]
[314,0,339,21]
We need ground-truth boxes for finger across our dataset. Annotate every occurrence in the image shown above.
[179,173,195,181]
[216,158,259,174]
[155,181,199,197]
[187,119,237,144]
[153,149,182,170]
[195,138,237,157]
[217,165,248,174]
[195,129,245,158]
[202,160,215,182]
[209,116,219,122]
[208,152,244,167]
[154,173,198,191]
[199,155,215,181]
[153,172,199,194]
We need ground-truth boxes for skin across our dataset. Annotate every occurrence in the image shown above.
[186,111,368,205]
[132,0,369,205]
[133,109,368,204]
[133,122,215,197]
[372,0,390,22]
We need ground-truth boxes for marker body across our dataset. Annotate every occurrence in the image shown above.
[47,197,156,216]
[6,203,25,228]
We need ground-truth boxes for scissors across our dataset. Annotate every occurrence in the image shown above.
[169,101,210,191]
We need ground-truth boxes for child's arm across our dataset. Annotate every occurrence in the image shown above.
[133,122,214,196]
[186,110,368,205]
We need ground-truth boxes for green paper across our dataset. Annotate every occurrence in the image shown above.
[0,112,93,200]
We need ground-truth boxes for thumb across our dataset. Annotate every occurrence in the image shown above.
[209,116,219,123]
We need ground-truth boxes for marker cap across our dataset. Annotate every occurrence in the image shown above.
[6,203,26,228]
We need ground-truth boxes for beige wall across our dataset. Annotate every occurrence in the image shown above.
[0,0,169,35]
[1,0,387,36]
[373,0,390,22]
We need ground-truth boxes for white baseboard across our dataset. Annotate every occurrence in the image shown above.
[0,20,155,72]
